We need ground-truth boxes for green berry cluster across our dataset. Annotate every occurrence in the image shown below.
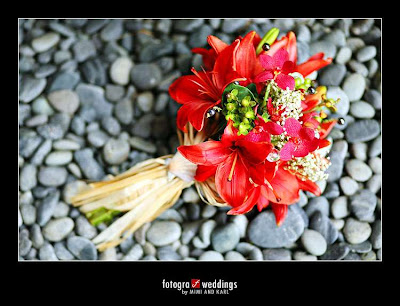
[223,88,258,135]
[294,77,315,92]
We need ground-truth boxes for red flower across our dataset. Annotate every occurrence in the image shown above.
[266,31,332,77]
[191,35,228,71]
[280,118,320,161]
[178,121,274,207]
[254,48,296,90]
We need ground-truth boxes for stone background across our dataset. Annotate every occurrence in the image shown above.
[19,18,381,261]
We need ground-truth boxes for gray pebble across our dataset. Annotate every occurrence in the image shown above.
[199,250,224,261]
[67,236,98,260]
[301,229,327,256]
[129,136,157,154]
[368,135,381,157]
[123,244,144,260]
[45,151,73,166]
[343,218,372,244]
[136,92,154,113]
[76,216,97,239]
[320,243,350,260]
[262,249,291,261]
[293,251,317,261]
[211,223,240,253]
[326,86,349,116]
[146,221,181,247]
[345,120,380,143]
[20,76,47,103]
[319,64,346,87]
[42,217,74,242]
[347,240,372,253]
[32,32,60,52]
[364,89,381,110]
[367,174,381,194]
[310,40,337,59]
[54,242,75,260]
[157,245,182,260]
[131,64,162,91]
[335,47,352,64]
[74,149,105,180]
[350,189,377,221]
[342,73,366,101]
[370,220,382,249]
[331,196,349,219]
[30,223,44,248]
[309,211,339,244]
[48,71,80,92]
[39,243,59,260]
[248,206,305,248]
[48,89,80,114]
[103,138,130,165]
[20,163,37,191]
[350,101,375,119]
[38,166,68,187]
[72,39,96,62]
[357,45,377,62]
[305,196,330,217]
[110,57,133,85]
[345,159,373,182]
[100,19,123,41]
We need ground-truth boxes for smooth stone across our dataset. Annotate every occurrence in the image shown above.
[48,71,80,92]
[123,244,144,260]
[36,122,65,140]
[350,189,377,221]
[75,83,113,121]
[262,249,291,261]
[230,214,248,238]
[114,98,133,125]
[320,243,350,260]
[146,221,181,247]
[157,245,182,261]
[20,163,37,191]
[352,142,368,161]
[129,136,157,154]
[369,135,381,157]
[368,157,382,174]
[52,139,80,151]
[348,60,369,77]
[339,176,359,196]
[76,216,97,239]
[319,64,346,86]
[99,247,117,261]
[370,220,382,249]
[20,204,36,226]
[347,240,372,253]
[342,73,366,101]
[350,101,375,119]
[138,40,175,63]
[345,159,373,182]
[364,89,381,110]
[309,211,339,244]
[192,220,217,249]
[211,223,240,253]
[25,114,48,127]
[130,63,162,90]
[20,76,47,103]
[110,57,133,85]
[54,242,75,260]
[52,202,70,218]
[30,224,44,249]
[66,236,98,260]
[182,187,200,204]
[45,151,73,166]
[323,182,340,199]
[32,96,54,116]
[310,40,337,58]
[136,92,154,113]
[101,116,121,136]
[100,19,123,41]
[345,120,380,143]
[181,221,202,245]
[361,250,377,261]
[331,196,349,219]
[103,138,130,165]
[73,149,105,180]
[293,251,317,261]
[305,197,330,217]
[326,86,349,116]
[72,39,96,62]
[301,229,327,256]
[343,253,362,260]
[42,217,74,242]
[247,206,305,248]
[19,130,42,158]
[343,218,372,244]
[37,190,60,226]
[38,166,68,187]
[87,130,109,148]
[225,251,246,261]
[47,89,80,114]
[105,84,125,102]
[335,47,352,64]
[357,46,377,62]
[39,243,59,260]
[32,32,60,52]
[199,251,224,261]
[367,174,381,194]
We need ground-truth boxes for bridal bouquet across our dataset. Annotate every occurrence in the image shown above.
[71,27,340,251]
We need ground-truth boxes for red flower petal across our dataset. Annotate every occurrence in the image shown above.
[212,39,240,90]
[296,57,333,77]
[284,118,302,137]
[259,54,274,71]
[248,163,265,185]
[227,185,261,215]
[275,73,295,90]
[207,35,228,54]
[264,160,278,182]
[271,203,289,226]
[257,188,270,212]
[194,164,217,182]
[279,141,295,161]
[263,121,284,135]
[286,32,297,64]
[191,48,217,71]
[215,153,249,207]
[273,48,289,69]
[236,140,273,164]
[297,179,321,196]
[176,100,218,131]
[254,70,274,83]
[281,60,295,75]
[235,31,258,80]
[177,141,231,166]
[266,36,288,57]
[300,127,315,141]
[264,166,300,204]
